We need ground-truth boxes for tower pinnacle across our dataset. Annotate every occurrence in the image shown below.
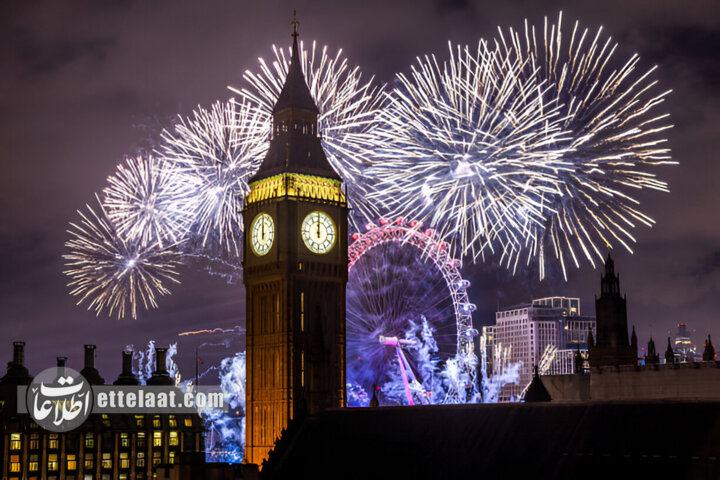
[291,10,299,38]
[272,12,317,115]
[249,13,338,182]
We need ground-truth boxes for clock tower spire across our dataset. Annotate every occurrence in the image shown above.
[242,14,348,466]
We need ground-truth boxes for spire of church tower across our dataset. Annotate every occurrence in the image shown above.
[703,335,716,361]
[588,255,637,367]
[665,337,675,364]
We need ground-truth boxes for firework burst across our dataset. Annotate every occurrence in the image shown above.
[160,99,270,256]
[63,196,183,319]
[233,40,385,227]
[103,154,198,248]
[367,40,568,265]
[496,12,675,278]
[367,13,674,279]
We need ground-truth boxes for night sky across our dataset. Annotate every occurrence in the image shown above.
[2,0,719,381]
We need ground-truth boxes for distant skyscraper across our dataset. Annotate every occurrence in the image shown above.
[674,322,698,362]
[483,297,595,401]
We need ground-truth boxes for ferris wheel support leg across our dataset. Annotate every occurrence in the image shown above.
[396,346,415,406]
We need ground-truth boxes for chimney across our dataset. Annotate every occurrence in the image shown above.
[155,347,168,375]
[113,350,139,386]
[0,341,32,385]
[84,345,96,370]
[146,347,173,386]
[122,351,133,375]
[56,356,67,380]
[13,341,25,366]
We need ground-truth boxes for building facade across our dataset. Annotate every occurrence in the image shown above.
[483,297,595,400]
[0,343,205,480]
[242,24,348,465]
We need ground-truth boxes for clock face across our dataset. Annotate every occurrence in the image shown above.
[301,211,336,254]
[250,213,274,256]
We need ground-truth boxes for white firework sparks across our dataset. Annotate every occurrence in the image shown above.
[366,40,568,266]
[63,196,183,319]
[160,99,270,256]
[367,13,675,279]
[103,154,198,248]
[498,12,675,279]
[233,40,386,226]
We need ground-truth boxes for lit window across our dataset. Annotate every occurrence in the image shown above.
[153,431,162,447]
[67,454,77,470]
[137,432,146,448]
[169,415,177,428]
[29,459,39,472]
[153,417,161,428]
[152,451,162,466]
[85,433,95,449]
[30,433,39,450]
[48,453,59,471]
[135,415,144,428]
[101,452,112,469]
[184,418,192,427]
[10,433,21,450]
[49,434,59,449]
[10,454,20,472]
[120,452,130,469]
[120,433,129,448]
[137,452,145,468]
[84,453,94,469]
[169,451,176,464]
[169,431,179,446]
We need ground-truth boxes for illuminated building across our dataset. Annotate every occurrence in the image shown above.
[482,297,595,401]
[242,18,348,465]
[532,296,581,316]
[0,343,204,480]
[674,322,699,362]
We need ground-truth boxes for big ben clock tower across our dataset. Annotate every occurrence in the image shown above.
[242,16,348,465]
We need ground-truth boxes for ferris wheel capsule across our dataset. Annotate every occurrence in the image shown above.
[379,218,389,226]
[460,303,477,313]
[461,328,479,338]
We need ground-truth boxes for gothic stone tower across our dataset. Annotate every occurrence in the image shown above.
[242,22,348,465]
[588,253,637,367]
